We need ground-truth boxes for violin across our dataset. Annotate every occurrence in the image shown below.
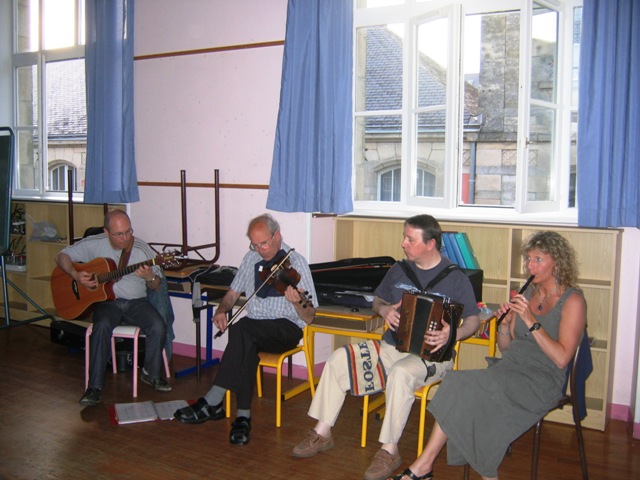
[214,249,312,339]
[259,253,313,308]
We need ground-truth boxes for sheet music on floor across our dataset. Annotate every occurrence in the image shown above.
[114,400,189,424]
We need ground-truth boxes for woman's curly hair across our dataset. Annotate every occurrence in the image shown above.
[520,231,579,288]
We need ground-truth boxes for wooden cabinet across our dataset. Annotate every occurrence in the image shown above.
[334,216,621,431]
[1,200,119,324]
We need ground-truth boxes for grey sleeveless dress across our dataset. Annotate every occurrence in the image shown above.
[427,287,581,477]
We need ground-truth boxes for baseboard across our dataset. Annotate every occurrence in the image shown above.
[171,342,325,380]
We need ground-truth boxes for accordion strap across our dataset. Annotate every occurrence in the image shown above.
[398,260,459,293]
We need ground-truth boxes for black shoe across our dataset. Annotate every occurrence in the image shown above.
[79,387,102,407]
[174,397,225,424]
[230,416,251,445]
[140,369,172,392]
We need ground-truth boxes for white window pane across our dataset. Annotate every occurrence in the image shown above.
[17,65,39,128]
[527,106,556,202]
[415,111,446,199]
[571,7,583,107]
[16,0,39,53]
[42,0,77,49]
[355,25,404,112]
[354,115,403,201]
[16,129,38,191]
[416,168,435,197]
[45,59,87,193]
[416,18,448,109]
[460,11,520,207]
[358,0,405,8]
[531,5,558,103]
[569,111,578,207]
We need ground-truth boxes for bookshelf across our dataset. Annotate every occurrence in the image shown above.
[333,216,621,431]
[1,200,121,324]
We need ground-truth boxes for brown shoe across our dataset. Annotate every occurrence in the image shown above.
[364,448,402,480]
[292,429,334,458]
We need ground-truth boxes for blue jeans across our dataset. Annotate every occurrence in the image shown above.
[87,298,166,389]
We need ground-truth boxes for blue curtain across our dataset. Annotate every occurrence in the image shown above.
[577,0,640,227]
[266,0,354,215]
[84,0,139,204]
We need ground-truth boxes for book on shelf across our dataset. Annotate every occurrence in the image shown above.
[440,238,450,260]
[454,232,481,269]
[443,232,465,267]
[113,399,189,425]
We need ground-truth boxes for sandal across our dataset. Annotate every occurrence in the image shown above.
[229,416,251,445]
[174,397,225,424]
[388,468,433,480]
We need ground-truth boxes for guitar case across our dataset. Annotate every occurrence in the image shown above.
[50,320,88,351]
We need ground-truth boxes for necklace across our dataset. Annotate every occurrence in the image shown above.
[536,285,557,311]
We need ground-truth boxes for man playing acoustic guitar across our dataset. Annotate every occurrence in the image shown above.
[54,209,171,407]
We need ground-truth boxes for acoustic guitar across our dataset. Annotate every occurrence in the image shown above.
[51,252,182,320]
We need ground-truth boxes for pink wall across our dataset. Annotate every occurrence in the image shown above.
[130,0,640,424]
[131,0,336,363]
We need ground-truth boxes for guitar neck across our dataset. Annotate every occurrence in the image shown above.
[97,258,157,284]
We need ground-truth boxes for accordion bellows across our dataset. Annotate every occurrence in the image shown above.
[396,292,463,362]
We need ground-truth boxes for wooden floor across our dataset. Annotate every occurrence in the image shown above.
[1,324,639,480]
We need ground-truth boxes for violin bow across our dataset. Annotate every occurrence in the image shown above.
[214,249,296,338]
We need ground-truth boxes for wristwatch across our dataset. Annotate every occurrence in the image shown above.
[529,322,542,332]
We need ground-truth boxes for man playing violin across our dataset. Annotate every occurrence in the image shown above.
[174,213,317,445]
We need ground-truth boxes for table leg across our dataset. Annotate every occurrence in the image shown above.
[174,303,220,379]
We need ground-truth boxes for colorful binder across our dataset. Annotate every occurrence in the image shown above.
[443,232,465,267]
[440,237,450,260]
[454,232,481,269]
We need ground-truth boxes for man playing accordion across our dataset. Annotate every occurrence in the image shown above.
[292,214,480,480]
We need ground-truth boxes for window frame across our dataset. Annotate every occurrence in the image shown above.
[352,0,582,225]
[11,0,86,202]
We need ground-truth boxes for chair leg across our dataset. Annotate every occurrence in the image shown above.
[305,345,316,397]
[531,419,543,480]
[257,365,264,398]
[110,334,118,374]
[572,409,589,479]
[276,360,283,428]
[225,389,231,418]
[361,395,370,448]
[417,394,428,456]
[161,349,170,378]
[463,464,470,480]
[132,329,140,398]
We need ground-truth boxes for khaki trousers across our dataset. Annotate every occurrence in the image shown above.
[307,339,452,444]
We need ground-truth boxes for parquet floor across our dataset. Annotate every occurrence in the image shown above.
[1,324,638,479]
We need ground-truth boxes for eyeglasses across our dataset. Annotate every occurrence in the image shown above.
[108,228,134,238]
[249,234,275,251]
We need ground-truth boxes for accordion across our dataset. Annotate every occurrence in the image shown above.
[396,292,463,362]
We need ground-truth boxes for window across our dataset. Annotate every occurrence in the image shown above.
[49,163,77,192]
[354,0,582,221]
[12,0,86,199]
[378,166,435,201]
[379,168,401,201]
